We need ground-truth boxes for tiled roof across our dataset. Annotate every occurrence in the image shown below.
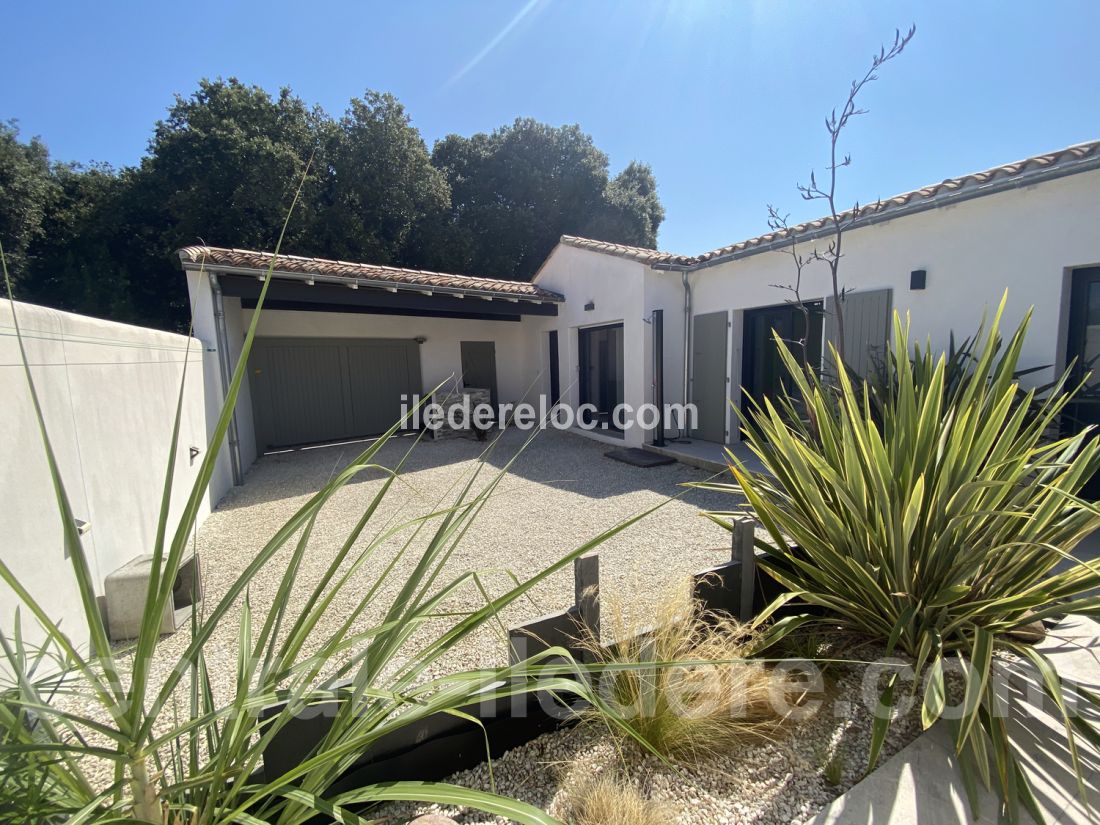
[562,140,1100,269]
[558,235,695,266]
[177,246,564,302]
[693,139,1100,264]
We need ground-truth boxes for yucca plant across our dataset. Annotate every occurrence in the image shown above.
[702,297,1100,822]
[0,184,658,824]
[847,324,1058,434]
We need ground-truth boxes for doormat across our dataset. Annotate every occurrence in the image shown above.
[605,448,676,468]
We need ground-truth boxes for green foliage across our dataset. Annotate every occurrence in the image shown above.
[0,121,58,290]
[413,118,663,281]
[18,163,138,321]
[703,298,1100,821]
[145,79,326,254]
[586,160,665,251]
[4,84,663,329]
[844,325,1057,434]
[0,190,657,823]
[313,91,450,264]
[822,747,845,787]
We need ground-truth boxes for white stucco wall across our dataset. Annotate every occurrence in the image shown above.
[185,270,244,496]
[183,166,1100,464]
[646,168,1100,443]
[528,244,650,446]
[186,267,564,471]
[1,299,213,656]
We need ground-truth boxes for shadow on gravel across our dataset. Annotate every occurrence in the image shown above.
[213,428,744,513]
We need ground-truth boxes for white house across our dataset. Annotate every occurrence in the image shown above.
[183,139,1100,481]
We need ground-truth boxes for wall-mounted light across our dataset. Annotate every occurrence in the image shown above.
[414,336,428,344]
[910,269,927,290]
[584,300,595,312]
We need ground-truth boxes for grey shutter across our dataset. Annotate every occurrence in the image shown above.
[823,288,892,380]
[691,311,729,443]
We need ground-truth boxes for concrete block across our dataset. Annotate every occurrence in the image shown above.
[104,553,201,641]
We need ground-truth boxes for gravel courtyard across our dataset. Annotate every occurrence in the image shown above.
[185,427,740,690]
[72,427,934,823]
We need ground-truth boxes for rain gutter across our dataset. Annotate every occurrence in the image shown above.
[650,152,1100,273]
[208,272,243,486]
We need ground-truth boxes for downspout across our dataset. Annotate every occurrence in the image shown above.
[680,269,692,440]
[209,272,243,486]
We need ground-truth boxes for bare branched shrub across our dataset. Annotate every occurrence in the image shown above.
[771,25,916,367]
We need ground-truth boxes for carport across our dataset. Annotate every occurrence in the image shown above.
[180,247,562,484]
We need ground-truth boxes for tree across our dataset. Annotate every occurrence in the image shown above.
[43,78,332,330]
[772,26,916,366]
[0,121,58,291]
[8,85,665,328]
[584,160,664,248]
[20,163,136,322]
[144,78,326,254]
[313,92,449,265]
[418,119,664,281]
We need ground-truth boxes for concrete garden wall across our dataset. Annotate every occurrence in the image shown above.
[1,299,216,658]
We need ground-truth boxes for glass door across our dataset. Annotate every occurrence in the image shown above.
[1066,267,1100,497]
[578,323,624,432]
[740,301,824,420]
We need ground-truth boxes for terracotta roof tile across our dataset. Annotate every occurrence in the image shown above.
[562,140,1100,269]
[177,246,564,302]
[693,139,1100,264]
[558,235,694,266]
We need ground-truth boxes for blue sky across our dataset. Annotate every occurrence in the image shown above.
[5,0,1099,256]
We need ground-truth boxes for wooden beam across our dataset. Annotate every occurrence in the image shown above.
[220,274,558,318]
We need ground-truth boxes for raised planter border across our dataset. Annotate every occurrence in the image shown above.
[257,517,767,785]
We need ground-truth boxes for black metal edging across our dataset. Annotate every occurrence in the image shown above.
[253,520,805,803]
[257,686,581,790]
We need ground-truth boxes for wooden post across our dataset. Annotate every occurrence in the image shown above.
[574,553,600,639]
[506,553,600,666]
[732,518,756,622]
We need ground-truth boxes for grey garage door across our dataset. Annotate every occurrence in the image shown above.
[249,337,422,450]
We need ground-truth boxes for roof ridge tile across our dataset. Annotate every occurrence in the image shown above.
[563,139,1100,268]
